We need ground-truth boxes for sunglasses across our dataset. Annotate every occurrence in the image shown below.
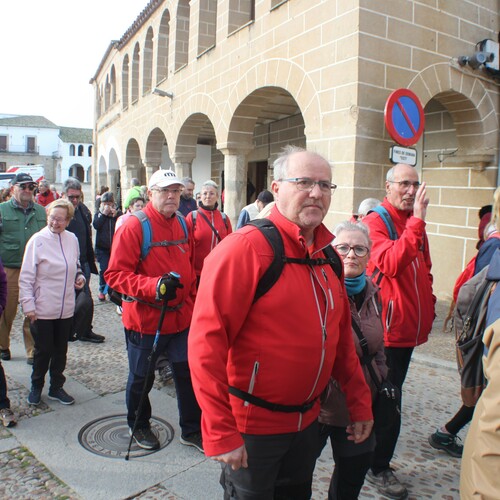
[17,184,36,191]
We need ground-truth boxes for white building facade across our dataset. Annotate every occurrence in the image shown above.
[0,114,93,183]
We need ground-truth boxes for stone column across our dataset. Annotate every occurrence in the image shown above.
[173,161,192,180]
[143,162,159,185]
[219,149,249,226]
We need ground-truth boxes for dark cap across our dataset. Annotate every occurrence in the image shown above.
[101,191,115,203]
[11,173,34,186]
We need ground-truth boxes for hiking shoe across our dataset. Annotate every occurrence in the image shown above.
[158,363,173,382]
[0,349,11,361]
[366,469,408,499]
[48,387,75,405]
[98,292,106,301]
[129,427,160,450]
[27,386,42,406]
[26,357,34,365]
[428,430,463,458]
[0,408,17,427]
[180,432,204,453]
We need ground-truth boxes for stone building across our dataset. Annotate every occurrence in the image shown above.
[90,0,500,296]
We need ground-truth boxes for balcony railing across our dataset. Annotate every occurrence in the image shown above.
[0,144,39,154]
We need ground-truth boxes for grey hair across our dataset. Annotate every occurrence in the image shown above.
[62,177,82,193]
[273,145,306,181]
[202,179,219,192]
[39,179,50,188]
[386,167,396,182]
[333,220,372,249]
[357,198,381,217]
[131,178,140,187]
[181,177,194,186]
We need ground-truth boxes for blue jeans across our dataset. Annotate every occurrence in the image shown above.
[95,248,110,294]
[125,328,201,436]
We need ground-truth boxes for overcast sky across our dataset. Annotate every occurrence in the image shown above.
[1,0,149,129]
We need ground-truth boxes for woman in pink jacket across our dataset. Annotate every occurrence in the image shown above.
[20,199,85,407]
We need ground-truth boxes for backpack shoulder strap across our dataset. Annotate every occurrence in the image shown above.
[248,219,285,303]
[371,205,398,241]
[322,244,343,280]
[221,212,228,230]
[176,211,188,240]
[130,210,151,261]
[248,219,342,302]
[192,210,197,229]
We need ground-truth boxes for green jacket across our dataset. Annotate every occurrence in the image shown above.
[0,200,47,268]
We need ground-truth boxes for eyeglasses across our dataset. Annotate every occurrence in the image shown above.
[280,177,337,195]
[151,187,184,195]
[67,195,81,200]
[48,215,67,224]
[17,184,36,191]
[334,244,369,257]
[388,180,420,190]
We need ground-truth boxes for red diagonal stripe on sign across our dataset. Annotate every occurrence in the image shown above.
[396,100,417,135]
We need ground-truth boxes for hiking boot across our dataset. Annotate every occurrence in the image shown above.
[0,408,17,427]
[366,469,408,499]
[428,430,463,458]
[48,387,75,405]
[129,427,160,450]
[26,357,34,366]
[158,363,173,382]
[0,349,11,361]
[180,432,204,453]
[27,386,42,406]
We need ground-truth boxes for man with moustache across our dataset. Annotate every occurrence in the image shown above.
[0,173,46,363]
[363,163,435,499]
[189,146,373,499]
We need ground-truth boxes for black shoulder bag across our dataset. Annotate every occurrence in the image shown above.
[351,317,401,434]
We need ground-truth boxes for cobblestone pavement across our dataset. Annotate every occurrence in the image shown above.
[0,278,464,499]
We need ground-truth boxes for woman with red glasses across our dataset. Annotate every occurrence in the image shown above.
[317,221,389,500]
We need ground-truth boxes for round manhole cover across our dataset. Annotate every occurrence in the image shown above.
[78,414,174,459]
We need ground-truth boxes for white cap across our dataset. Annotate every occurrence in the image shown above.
[148,169,183,190]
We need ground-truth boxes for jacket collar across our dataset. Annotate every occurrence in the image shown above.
[268,205,334,256]
[382,198,412,225]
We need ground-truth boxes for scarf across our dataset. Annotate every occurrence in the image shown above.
[344,271,366,296]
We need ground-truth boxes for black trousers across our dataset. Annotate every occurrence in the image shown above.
[30,318,73,390]
[220,420,318,500]
[318,424,375,500]
[371,346,413,474]
[445,404,475,435]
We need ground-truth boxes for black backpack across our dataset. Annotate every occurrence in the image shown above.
[248,219,342,302]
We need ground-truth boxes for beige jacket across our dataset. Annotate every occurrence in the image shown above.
[460,318,500,499]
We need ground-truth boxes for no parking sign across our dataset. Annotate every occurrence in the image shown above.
[384,89,425,147]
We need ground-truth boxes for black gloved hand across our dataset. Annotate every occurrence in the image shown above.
[155,272,183,301]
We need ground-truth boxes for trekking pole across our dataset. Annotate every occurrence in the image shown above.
[125,272,181,460]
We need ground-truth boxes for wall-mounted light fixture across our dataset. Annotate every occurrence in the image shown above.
[458,38,499,74]
[152,88,173,98]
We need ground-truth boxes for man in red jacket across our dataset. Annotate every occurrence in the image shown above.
[189,146,373,499]
[363,163,436,499]
[105,169,202,452]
